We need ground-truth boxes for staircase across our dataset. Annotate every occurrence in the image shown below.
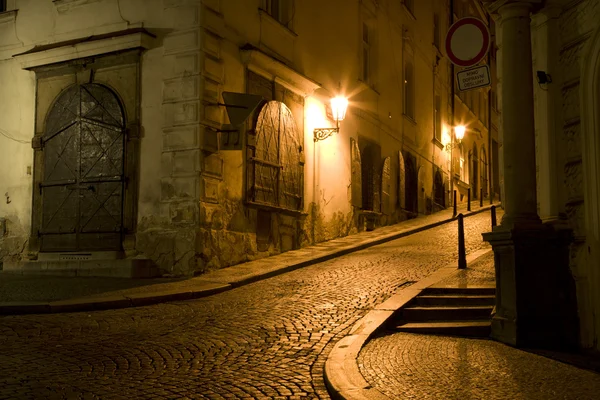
[389,287,495,338]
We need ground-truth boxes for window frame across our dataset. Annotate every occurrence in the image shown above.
[403,0,415,15]
[262,0,294,29]
[433,12,440,49]
[434,94,442,142]
[361,21,371,84]
[403,58,415,120]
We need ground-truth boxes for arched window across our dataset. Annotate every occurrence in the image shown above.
[247,101,304,211]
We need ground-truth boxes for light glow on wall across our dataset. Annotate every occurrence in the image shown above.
[441,124,451,146]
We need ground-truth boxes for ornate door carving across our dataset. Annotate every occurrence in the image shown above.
[40,84,126,251]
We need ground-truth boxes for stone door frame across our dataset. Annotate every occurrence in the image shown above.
[27,51,142,258]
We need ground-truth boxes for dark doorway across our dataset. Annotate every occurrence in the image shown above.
[434,170,445,208]
[404,152,418,214]
[471,143,478,198]
[40,84,126,252]
[361,143,381,212]
[492,139,500,196]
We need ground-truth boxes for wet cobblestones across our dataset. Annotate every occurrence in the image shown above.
[359,332,600,400]
[0,213,495,399]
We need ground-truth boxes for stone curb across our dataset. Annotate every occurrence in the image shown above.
[323,248,494,400]
[0,205,497,315]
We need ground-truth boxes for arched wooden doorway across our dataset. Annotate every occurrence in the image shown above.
[40,83,126,252]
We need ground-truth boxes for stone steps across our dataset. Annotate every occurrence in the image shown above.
[390,286,495,338]
[393,320,491,337]
[399,305,494,321]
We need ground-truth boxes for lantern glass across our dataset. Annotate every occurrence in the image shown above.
[454,125,466,141]
[330,96,348,121]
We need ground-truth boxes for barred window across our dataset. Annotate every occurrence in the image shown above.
[247,101,304,211]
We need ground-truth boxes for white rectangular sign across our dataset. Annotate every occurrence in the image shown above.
[457,65,491,91]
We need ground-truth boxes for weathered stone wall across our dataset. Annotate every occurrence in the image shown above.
[557,0,600,349]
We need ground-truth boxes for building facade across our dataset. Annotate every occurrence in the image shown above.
[0,0,494,277]
[482,0,600,353]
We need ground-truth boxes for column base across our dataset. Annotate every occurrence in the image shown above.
[483,222,579,350]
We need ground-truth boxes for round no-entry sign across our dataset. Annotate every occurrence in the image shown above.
[444,17,490,67]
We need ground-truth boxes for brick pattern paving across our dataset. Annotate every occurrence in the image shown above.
[0,213,494,399]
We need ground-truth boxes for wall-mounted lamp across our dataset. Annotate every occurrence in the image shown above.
[446,125,466,151]
[314,96,348,142]
[536,71,552,84]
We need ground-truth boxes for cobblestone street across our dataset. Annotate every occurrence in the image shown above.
[0,213,494,399]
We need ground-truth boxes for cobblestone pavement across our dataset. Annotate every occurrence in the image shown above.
[432,250,495,288]
[0,213,495,399]
[358,235,600,400]
[359,333,600,400]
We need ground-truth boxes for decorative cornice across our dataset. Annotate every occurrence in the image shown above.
[240,46,321,97]
[13,28,155,70]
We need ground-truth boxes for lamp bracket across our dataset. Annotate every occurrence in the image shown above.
[314,128,339,142]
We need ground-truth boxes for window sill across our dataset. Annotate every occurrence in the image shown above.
[357,79,380,95]
[403,113,416,125]
[245,200,305,217]
[258,9,297,38]
[432,138,444,150]
[0,9,17,25]
[402,4,416,20]
[454,178,470,189]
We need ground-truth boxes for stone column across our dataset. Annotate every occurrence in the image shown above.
[497,2,541,229]
[531,3,563,223]
[482,0,578,350]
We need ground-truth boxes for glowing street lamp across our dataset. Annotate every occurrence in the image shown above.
[314,96,349,142]
[446,124,466,151]
[454,125,466,142]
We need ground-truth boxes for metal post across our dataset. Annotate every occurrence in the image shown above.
[491,205,497,227]
[458,213,466,269]
[453,190,457,217]
[467,188,471,211]
[480,188,483,207]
